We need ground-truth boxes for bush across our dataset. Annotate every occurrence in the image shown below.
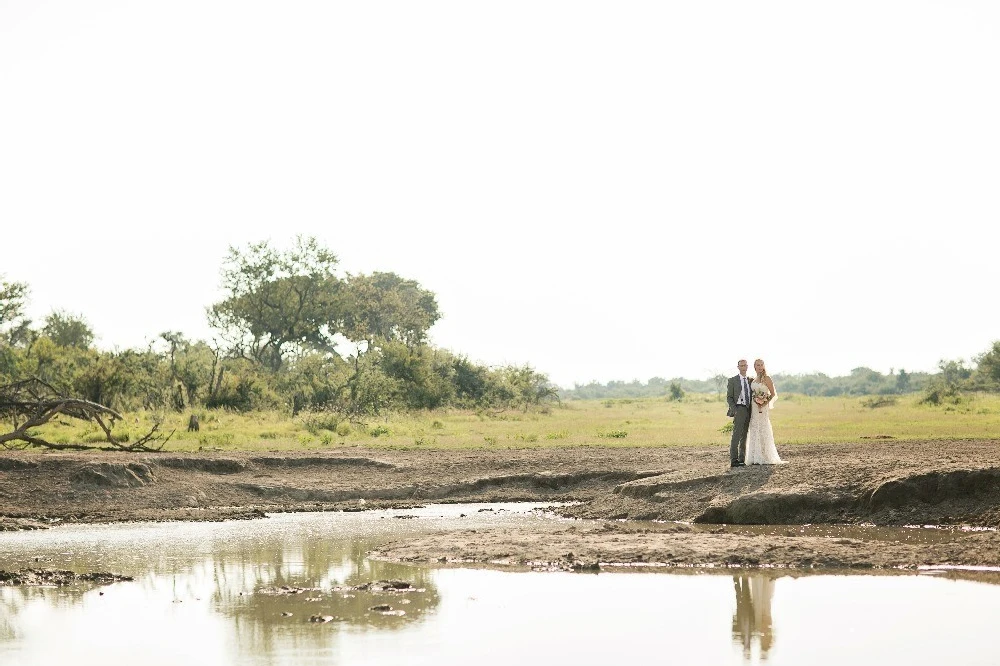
[920,383,963,406]
[598,429,628,439]
[298,409,339,435]
[861,396,897,409]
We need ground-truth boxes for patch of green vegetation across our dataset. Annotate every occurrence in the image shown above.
[19,392,1000,452]
[861,396,897,409]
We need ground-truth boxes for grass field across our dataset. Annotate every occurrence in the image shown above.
[20,392,1000,453]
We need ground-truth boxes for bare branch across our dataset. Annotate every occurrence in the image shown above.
[0,377,169,452]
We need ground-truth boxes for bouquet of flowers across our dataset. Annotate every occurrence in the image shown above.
[752,385,770,413]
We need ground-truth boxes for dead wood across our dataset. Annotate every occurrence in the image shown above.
[0,377,173,452]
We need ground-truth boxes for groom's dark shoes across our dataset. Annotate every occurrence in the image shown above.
[730,461,745,468]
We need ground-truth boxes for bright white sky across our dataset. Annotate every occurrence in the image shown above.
[1,1,997,388]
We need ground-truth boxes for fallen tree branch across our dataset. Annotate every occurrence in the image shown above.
[0,377,172,452]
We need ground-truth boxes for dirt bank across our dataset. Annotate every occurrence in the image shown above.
[3,439,1000,569]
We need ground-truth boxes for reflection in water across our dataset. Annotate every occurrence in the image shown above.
[732,574,775,661]
[0,504,550,664]
[5,509,1000,665]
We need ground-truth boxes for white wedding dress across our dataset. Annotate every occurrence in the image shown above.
[745,379,784,465]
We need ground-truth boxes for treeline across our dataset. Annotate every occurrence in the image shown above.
[0,237,556,417]
[561,357,1000,401]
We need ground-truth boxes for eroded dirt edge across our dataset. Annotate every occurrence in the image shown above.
[3,440,1000,570]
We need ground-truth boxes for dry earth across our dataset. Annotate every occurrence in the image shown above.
[3,439,1000,570]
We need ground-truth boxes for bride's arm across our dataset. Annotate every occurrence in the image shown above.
[764,376,776,402]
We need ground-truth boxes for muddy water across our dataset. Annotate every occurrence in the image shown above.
[1,505,999,666]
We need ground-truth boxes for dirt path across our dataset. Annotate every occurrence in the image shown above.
[3,439,1000,569]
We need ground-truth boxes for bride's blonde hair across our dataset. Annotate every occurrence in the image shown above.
[754,359,768,381]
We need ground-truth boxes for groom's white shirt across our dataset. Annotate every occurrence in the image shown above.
[737,376,749,406]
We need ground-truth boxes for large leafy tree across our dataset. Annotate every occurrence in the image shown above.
[337,272,440,411]
[339,272,440,348]
[208,236,342,371]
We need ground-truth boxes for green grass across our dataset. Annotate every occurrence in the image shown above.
[22,393,1000,452]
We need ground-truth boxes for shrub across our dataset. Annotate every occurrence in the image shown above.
[598,429,628,439]
[920,384,963,406]
[861,396,897,409]
[719,422,734,434]
[336,422,352,437]
[369,424,391,438]
[298,409,340,435]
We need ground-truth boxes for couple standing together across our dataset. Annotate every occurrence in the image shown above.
[727,359,784,468]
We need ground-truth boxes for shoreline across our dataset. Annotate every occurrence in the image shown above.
[4,440,1000,569]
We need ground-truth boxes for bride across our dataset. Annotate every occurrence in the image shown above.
[745,359,785,465]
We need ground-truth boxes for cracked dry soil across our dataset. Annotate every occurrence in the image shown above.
[3,439,1000,570]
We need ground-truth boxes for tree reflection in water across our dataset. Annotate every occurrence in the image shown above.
[201,535,441,659]
[732,574,776,661]
[0,512,446,662]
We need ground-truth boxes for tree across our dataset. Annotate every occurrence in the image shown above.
[712,374,727,394]
[339,272,440,348]
[667,381,685,401]
[207,236,342,371]
[895,368,911,393]
[937,358,972,386]
[484,365,558,412]
[974,341,1000,389]
[0,276,29,341]
[160,332,219,408]
[42,310,95,349]
[379,341,455,409]
[921,358,973,405]
[451,355,490,407]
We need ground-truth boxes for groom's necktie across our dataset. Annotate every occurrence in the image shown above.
[740,377,748,405]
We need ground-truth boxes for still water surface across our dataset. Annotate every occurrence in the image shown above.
[1,504,998,665]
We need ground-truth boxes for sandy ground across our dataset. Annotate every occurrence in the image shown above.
[3,439,1000,570]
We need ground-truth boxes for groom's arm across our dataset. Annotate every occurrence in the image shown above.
[726,378,737,413]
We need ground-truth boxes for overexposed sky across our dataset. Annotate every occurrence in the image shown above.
[1,1,997,388]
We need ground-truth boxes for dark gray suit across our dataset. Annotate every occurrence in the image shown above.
[726,374,751,465]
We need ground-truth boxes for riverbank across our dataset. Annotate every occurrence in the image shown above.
[3,439,1000,569]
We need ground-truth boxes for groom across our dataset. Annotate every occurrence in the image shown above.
[726,359,751,468]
